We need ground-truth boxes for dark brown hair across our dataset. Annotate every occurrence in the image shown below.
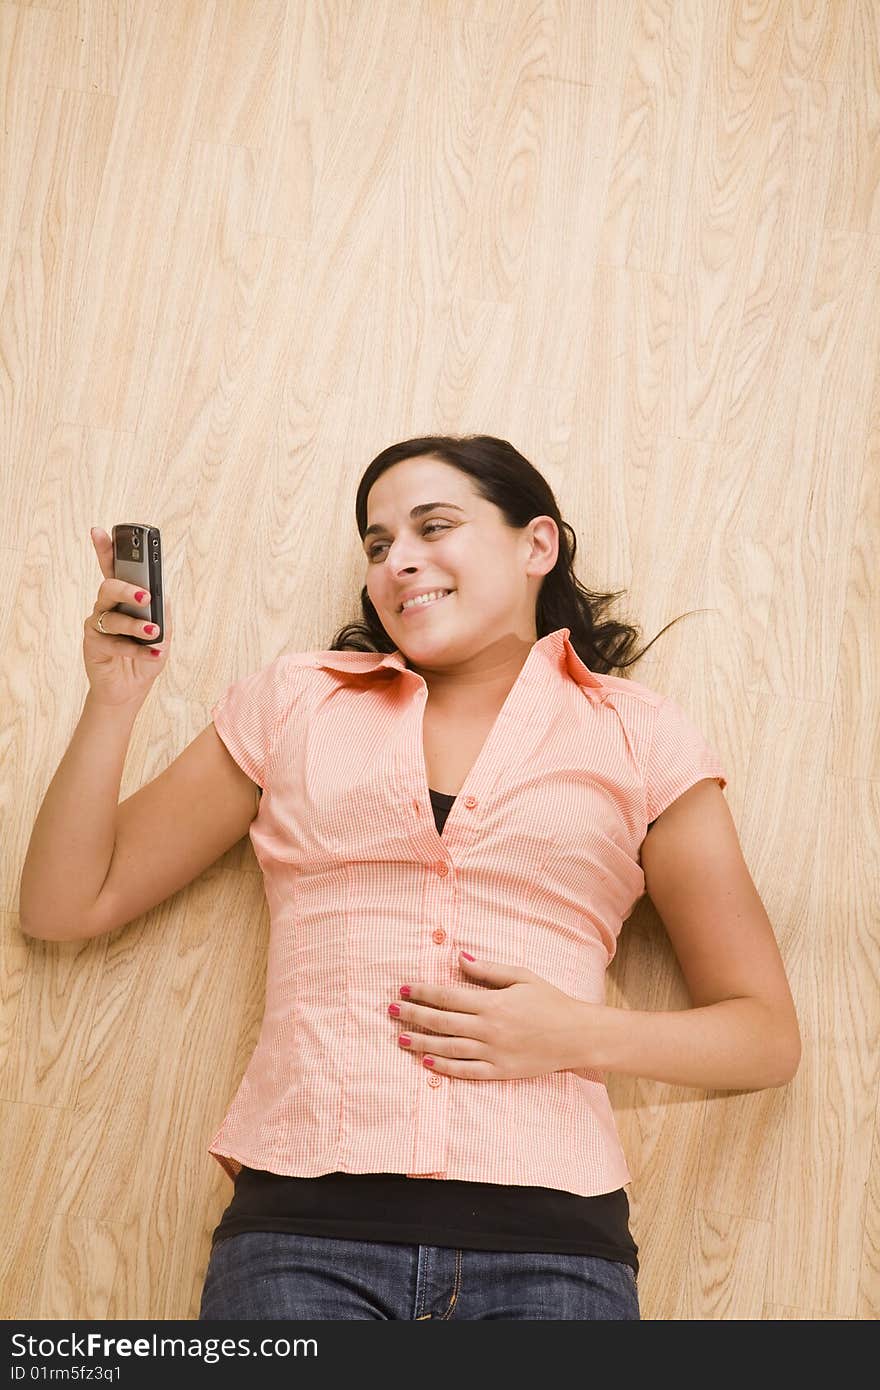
[328,433,713,677]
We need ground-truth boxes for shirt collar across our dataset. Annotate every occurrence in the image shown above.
[312,627,609,701]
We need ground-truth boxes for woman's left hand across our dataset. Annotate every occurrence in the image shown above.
[387,951,610,1080]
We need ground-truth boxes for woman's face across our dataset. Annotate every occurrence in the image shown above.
[363,456,558,673]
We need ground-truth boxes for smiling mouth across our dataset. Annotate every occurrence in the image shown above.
[399,590,455,614]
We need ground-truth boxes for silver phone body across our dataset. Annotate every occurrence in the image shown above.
[111,523,163,643]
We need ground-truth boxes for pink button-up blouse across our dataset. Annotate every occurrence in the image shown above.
[207,627,727,1196]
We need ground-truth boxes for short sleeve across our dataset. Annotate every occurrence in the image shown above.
[645,695,728,824]
[210,654,297,791]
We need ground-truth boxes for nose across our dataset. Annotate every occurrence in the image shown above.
[386,537,422,567]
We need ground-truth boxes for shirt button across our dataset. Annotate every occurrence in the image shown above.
[435,861,448,876]
[432,928,446,944]
[464,795,477,809]
[427,1073,443,1087]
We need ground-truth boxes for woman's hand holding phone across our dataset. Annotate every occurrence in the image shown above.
[83,528,173,709]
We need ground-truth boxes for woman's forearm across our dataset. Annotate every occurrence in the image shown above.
[590,997,801,1091]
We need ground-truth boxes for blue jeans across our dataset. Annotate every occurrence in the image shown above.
[198,1231,640,1320]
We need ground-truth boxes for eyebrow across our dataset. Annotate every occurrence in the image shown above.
[363,502,465,541]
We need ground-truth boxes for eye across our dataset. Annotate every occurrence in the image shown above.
[367,521,450,559]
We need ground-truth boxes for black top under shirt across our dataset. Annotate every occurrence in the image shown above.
[210,788,652,1275]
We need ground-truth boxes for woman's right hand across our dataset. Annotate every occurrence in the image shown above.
[83,527,173,708]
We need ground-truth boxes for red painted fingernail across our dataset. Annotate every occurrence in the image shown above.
[398,1035,412,1047]
[461,952,476,960]
[387,1003,401,1016]
[399,985,411,998]
[423,1056,435,1067]
[134,591,147,603]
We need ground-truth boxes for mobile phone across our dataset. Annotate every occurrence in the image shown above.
[111,524,164,644]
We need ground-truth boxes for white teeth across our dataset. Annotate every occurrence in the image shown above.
[401,589,452,611]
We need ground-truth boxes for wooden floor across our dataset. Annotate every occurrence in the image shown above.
[2,0,878,1321]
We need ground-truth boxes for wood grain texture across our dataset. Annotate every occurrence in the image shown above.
[2,0,877,1320]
